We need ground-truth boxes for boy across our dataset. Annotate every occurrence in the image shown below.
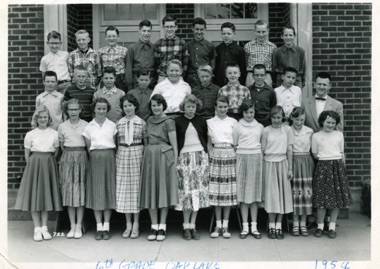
[274,67,302,120]
[248,64,277,127]
[154,15,189,83]
[244,20,276,87]
[125,19,156,90]
[217,65,251,120]
[68,29,102,90]
[98,26,128,93]
[127,69,153,121]
[35,71,64,130]
[39,31,71,95]
[214,22,246,87]
[64,65,94,122]
[93,66,125,123]
[185,17,216,89]
[192,65,219,119]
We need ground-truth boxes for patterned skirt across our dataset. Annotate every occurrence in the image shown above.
[175,150,210,211]
[292,153,314,215]
[14,152,62,212]
[263,160,293,214]
[208,145,237,206]
[116,145,143,213]
[59,148,88,207]
[313,159,352,209]
[86,149,116,210]
[236,153,263,203]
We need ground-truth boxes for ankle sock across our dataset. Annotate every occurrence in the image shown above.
[250,222,257,232]
[222,220,229,228]
[151,224,159,230]
[242,222,249,232]
[97,223,103,231]
[317,223,324,230]
[269,222,275,229]
[300,219,307,227]
[275,222,282,230]
[103,222,110,231]
[183,223,190,229]
[158,224,167,231]
[329,222,336,231]
[216,220,222,228]
[189,223,196,229]
[126,222,132,229]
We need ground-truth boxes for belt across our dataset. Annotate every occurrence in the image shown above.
[119,143,143,147]
[64,147,86,151]
[58,80,70,85]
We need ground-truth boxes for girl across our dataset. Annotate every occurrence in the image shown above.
[151,59,191,116]
[207,96,238,239]
[232,100,264,239]
[139,94,178,241]
[288,107,314,236]
[174,94,209,240]
[115,95,147,239]
[14,105,62,241]
[58,99,89,239]
[261,106,293,239]
[312,111,352,239]
[83,97,117,240]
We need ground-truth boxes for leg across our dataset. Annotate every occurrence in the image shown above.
[249,203,261,239]
[41,211,52,240]
[222,206,232,238]
[130,212,140,239]
[157,207,168,241]
[315,208,327,237]
[267,212,277,239]
[189,211,200,240]
[102,209,112,240]
[240,203,249,239]
[123,213,133,238]
[292,213,300,236]
[148,209,158,225]
[74,207,85,239]
[67,207,76,238]
[31,211,42,241]
[328,208,339,239]
[147,209,159,241]
[275,213,284,239]
[300,213,309,236]
[210,206,222,238]
[94,210,103,240]
[182,210,192,240]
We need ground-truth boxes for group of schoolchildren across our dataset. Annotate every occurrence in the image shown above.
[14,15,352,243]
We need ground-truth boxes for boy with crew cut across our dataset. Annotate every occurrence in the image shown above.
[68,29,102,90]
[125,19,156,90]
[248,64,277,127]
[185,17,216,89]
[244,20,276,87]
[154,15,189,83]
[98,26,128,93]
[39,31,71,95]
[214,22,246,87]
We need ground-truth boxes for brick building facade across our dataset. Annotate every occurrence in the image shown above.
[8,4,372,206]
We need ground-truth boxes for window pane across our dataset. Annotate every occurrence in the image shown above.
[118,5,131,20]
[144,4,157,20]
[245,3,258,18]
[204,4,218,19]
[230,3,244,19]
[131,4,143,20]
[219,4,230,19]
[104,5,117,20]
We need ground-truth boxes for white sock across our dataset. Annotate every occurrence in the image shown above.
[103,222,110,231]
[222,220,229,228]
[329,222,336,231]
[126,222,132,229]
[293,220,300,228]
[216,220,222,228]
[242,222,249,232]
[189,223,196,229]
[159,224,167,231]
[275,222,282,230]
[34,227,41,233]
[269,222,275,229]
[250,222,257,231]
[151,224,159,230]
[96,223,103,231]
[183,223,190,229]
[300,219,306,227]
[317,223,324,230]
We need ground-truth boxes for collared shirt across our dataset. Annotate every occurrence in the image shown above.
[214,41,247,87]
[83,118,117,150]
[24,127,59,152]
[248,83,277,126]
[315,97,326,118]
[93,86,125,123]
[36,90,64,130]
[102,86,118,95]
[68,48,102,89]
[218,82,251,114]
[192,83,219,118]
[64,85,94,122]
[272,45,306,75]
[58,119,88,147]
[186,38,216,74]
[39,50,71,81]
[127,88,153,121]
[291,125,313,153]
[125,39,155,88]
[244,39,277,71]
[154,36,189,76]
[116,116,147,145]
[274,85,302,117]
[98,44,128,74]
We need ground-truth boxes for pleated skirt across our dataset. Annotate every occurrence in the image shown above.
[86,149,116,210]
[14,152,62,212]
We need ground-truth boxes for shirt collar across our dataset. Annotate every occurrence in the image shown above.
[279,85,295,94]
[49,50,63,56]
[165,35,178,41]
[104,44,120,51]
[253,38,270,46]
[227,81,240,87]
[281,45,297,52]
[42,90,59,97]
[240,118,258,127]
[292,125,310,136]
[102,86,117,94]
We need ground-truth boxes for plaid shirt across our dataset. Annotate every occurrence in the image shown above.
[98,44,128,74]
[154,36,189,77]
[244,39,277,72]
[218,82,251,114]
[68,48,102,89]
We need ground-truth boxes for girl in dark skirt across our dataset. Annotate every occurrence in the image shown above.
[312,111,352,239]
[14,105,62,241]
[83,97,117,240]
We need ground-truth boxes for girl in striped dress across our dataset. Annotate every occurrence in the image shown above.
[207,96,238,239]
[58,98,89,239]
[288,107,314,237]
[232,99,264,239]
[116,95,147,239]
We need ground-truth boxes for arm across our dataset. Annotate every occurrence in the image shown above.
[269,90,277,109]
[261,129,267,155]
[207,136,213,153]
[54,147,60,159]
[85,137,91,156]
[286,144,293,180]
[168,131,178,162]
[125,47,134,89]
[59,140,65,153]
[67,53,74,81]
[24,148,31,164]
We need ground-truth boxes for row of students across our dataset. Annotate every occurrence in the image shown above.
[15,92,351,242]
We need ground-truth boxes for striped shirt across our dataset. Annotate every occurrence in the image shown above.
[98,44,128,74]
[64,85,94,122]
[244,39,277,72]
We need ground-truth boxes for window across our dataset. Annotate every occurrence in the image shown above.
[204,3,258,19]
[102,4,159,24]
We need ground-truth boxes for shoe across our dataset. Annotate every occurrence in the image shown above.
[74,224,82,239]
[190,229,200,240]
[315,228,323,237]
[67,227,75,239]
[147,229,158,241]
[222,228,231,239]
[41,226,52,240]
[103,230,111,240]
[300,226,309,237]
[130,229,139,239]
[292,226,300,236]
[251,230,262,239]
[33,228,43,242]
[239,230,249,239]
[183,229,192,240]
[95,231,103,240]
[276,229,284,240]
[210,227,222,238]
[328,229,337,239]
[156,229,166,241]
[122,228,132,238]
[267,228,276,239]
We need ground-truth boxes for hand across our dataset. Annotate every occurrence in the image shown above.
[287,170,293,181]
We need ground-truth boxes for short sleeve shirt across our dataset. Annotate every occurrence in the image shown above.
[312,131,343,160]
[58,119,88,147]
[262,125,293,162]
[24,128,59,152]
[291,125,313,153]
[83,118,117,150]
[207,116,237,144]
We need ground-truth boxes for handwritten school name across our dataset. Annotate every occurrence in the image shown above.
[96,260,220,269]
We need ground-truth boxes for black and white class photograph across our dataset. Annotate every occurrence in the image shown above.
[2,1,377,269]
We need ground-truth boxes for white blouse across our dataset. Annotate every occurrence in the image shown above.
[24,128,59,152]
[83,118,117,150]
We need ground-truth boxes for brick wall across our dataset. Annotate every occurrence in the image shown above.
[312,3,372,187]
[8,5,45,189]
[166,4,194,42]
[67,4,93,51]
[269,3,291,46]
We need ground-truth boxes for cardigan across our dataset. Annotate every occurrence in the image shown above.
[175,115,208,154]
